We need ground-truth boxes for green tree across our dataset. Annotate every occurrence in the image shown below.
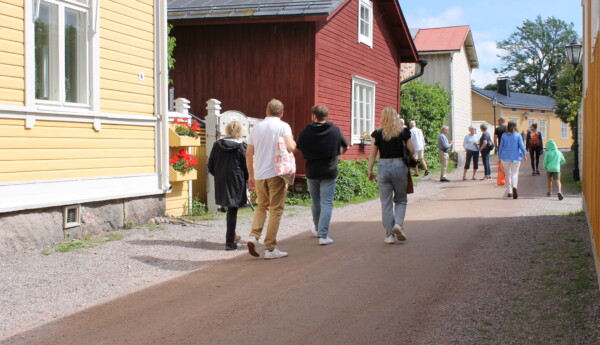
[554,63,582,150]
[494,16,578,95]
[400,80,451,169]
[167,24,176,85]
[483,83,498,91]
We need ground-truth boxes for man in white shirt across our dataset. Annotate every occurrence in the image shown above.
[409,121,429,176]
[246,99,296,259]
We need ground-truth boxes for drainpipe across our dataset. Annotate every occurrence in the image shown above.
[158,0,170,191]
[449,53,455,152]
[400,59,428,85]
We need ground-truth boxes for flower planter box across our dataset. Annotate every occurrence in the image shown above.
[359,138,372,146]
[169,128,201,147]
[169,167,197,182]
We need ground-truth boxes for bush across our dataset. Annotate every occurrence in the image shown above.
[400,80,451,170]
[189,198,209,217]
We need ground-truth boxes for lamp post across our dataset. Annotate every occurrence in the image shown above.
[565,39,582,181]
[492,97,498,132]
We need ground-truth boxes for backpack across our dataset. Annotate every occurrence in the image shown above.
[530,131,541,147]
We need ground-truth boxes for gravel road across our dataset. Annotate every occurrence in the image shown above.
[1,156,598,344]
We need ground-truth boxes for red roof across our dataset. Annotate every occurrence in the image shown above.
[414,25,471,52]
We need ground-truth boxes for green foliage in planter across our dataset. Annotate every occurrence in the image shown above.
[400,80,451,170]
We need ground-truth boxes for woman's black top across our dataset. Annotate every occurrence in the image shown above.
[371,128,411,158]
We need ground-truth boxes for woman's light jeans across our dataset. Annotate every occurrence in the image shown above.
[377,158,408,236]
[502,161,521,193]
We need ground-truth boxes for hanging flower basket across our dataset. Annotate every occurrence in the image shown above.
[169,118,202,147]
[169,167,197,182]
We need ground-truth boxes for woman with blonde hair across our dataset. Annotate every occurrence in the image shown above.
[208,120,249,250]
[368,107,415,244]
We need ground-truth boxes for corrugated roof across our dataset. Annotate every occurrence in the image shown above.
[413,25,478,68]
[473,88,556,110]
[414,26,470,52]
[168,0,344,20]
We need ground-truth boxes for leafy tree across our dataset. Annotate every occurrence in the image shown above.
[483,83,498,91]
[494,16,578,95]
[400,80,451,169]
[554,63,582,150]
[167,24,176,85]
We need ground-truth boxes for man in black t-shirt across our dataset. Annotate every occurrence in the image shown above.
[297,104,348,246]
[494,117,507,154]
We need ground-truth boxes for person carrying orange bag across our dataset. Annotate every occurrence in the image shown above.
[497,161,506,186]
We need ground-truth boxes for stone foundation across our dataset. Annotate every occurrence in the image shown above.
[0,195,165,256]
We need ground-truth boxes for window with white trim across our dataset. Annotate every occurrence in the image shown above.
[528,119,535,128]
[510,117,519,128]
[561,122,569,140]
[351,76,376,143]
[539,119,547,139]
[358,0,373,47]
[34,0,91,106]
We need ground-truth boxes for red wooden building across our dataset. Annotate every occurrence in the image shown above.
[168,0,419,174]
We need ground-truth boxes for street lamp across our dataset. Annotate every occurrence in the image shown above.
[565,39,583,181]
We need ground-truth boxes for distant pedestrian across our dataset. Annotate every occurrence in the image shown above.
[297,104,348,246]
[246,99,296,259]
[437,126,452,182]
[409,121,429,177]
[498,121,527,199]
[521,130,527,144]
[526,123,544,175]
[462,126,480,180]
[479,124,493,180]
[208,121,248,251]
[494,117,507,154]
[543,139,566,200]
[368,107,414,244]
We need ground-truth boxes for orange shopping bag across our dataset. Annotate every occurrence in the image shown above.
[497,161,506,186]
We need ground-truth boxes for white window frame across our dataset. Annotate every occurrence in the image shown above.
[528,119,535,128]
[539,119,547,139]
[510,117,519,128]
[561,121,569,140]
[351,76,377,144]
[357,0,373,48]
[27,0,100,112]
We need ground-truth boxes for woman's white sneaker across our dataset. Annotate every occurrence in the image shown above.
[319,237,334,245]
[392,224,407,241]
[264,248,288,259]
[384,235,396,244]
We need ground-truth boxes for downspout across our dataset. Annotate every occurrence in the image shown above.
[449,53,455,151]
[158,0,170,191]
[400,59,428,85]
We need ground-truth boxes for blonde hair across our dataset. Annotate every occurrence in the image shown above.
[225,121,244,138]
[379,107,402,141]
[267,99,284,116]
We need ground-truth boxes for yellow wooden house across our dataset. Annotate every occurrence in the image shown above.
[0,0,175,255]
[581,0,600,287]
[472,79,573,149]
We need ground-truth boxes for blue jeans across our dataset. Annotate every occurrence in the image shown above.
[481,150,491,177]
[377,158,408,236]
[307,178,337,238]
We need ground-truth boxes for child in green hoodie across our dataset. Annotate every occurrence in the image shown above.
[543,139,566,200]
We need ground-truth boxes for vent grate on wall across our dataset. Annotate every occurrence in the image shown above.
[63,205,81,229]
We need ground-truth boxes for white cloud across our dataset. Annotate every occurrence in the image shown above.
[406,7,465,29]
[472,69,499,88]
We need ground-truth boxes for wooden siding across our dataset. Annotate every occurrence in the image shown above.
[100,0,155,116]
[171,22,315,175]
[315,0,400,160]
[166,180,189,217]
[451,46,473,148]
[582,0,600,279]
[0,0,24,105]
[0,119,156,183]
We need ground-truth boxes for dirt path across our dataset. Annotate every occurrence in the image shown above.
[3,157,597,345]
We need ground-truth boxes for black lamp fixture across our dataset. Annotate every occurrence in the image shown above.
[565,38,583,181]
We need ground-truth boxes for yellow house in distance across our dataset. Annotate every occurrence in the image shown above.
[472,78,573,149]
[0,0,172,255]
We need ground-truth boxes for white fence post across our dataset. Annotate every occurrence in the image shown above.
[205,99,222,213]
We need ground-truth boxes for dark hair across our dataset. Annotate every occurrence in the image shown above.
[311,104,329,121]
[507,121,517,133]
[480,124,487,131]
[531,123,538,129]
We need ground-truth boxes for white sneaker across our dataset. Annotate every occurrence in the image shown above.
[392,224,407,241]
[310,224,318,238]
[247,236,259,257]
[319,237,334,245]
[384,235,395,244]
[264,247,288,259]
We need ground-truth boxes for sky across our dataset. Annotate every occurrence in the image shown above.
[400,0,583,88]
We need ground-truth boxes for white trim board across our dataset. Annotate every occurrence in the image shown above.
[0,174,164,213]
[0,109,158,127]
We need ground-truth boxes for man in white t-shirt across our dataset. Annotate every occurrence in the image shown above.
[409,121,429,176]
[246,99,296,259]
